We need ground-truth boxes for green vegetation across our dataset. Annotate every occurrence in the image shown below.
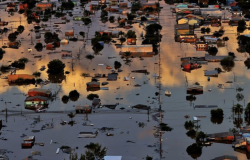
[131,2,142,11]
[114,61,122,70]
[220,56,235,72]
[210,108,224,118]
[184,120,194,130]
[236,93,244,102]
[35,43,43,51]
[79,32,85,38]
[69,90,80,101]
[82,17,91,25]
[67,112,75,122]
[0,48,6,60]
[196,131,207,142]
[81,73,90,77]
[32,71,41,77]
[87,93,99,100]
[85,54,95,60]
[159,123,173,131]
[8,33,17,42]
[186,143,202,158]
[126,30,137,38]
[62,95,69,104]
[47,59,66,74]
[186,129,196,138]
[207,46,218,56]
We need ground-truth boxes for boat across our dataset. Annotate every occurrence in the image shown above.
[165,90,171,97]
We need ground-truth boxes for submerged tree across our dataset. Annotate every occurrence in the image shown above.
[62,95,69,104]
[69,90,80,101]
[83,142,107,160]
[220,56,235,72]
[47,59,65,74]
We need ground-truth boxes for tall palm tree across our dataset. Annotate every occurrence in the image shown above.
[233,103,243,119]
[245,103,250,118]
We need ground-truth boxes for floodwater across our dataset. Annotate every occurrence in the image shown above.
[0,0,250,159]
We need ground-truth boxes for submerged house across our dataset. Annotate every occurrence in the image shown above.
[120,45,154,55]
[7,3,17,12]
[207,132,234,141]
[24,96,49,110]
[8,41,21,49]
[36,2,53,10]
[28,88,51,97]
[8,74,35,84]
[187,84,203,94]
[61,50,73,59]
[86,81,100,89]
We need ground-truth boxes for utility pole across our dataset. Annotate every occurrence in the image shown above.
[5,102,7,123]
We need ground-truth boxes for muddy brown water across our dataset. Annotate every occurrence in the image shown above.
[0,1,250,159]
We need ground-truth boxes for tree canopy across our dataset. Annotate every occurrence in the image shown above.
[47,59,66,74]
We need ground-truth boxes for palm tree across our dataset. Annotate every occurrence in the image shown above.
[233,103,243,119]
[245,103,250,124]
[67,112,75,122]
[84,142,107,160]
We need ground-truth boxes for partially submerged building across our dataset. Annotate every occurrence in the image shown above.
[24,96,49,110]
[207,132,234,141]
[8,74,35,84]
[187,84,203,94]
[28,88,52,97]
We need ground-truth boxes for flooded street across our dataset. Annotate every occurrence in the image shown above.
[0,0,250,159]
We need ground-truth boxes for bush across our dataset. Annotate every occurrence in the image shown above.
[159,123,173,131]
[36,78,43,84]
[69,90,80,102]
[210,108,224,118]
[79,31,85,37]
[87,94,99,100]
[184,120,194,130]
[85,54,94,60]
[186,143,202,154]
[186,129,196,138]
[11,61,25,69]
[220,57,235,72]
[114,61,122,70]
[8,33,17,42]
[47,59,65,74]
[208,46,218,56]
[33,71,41,77]
[35,43,43,51]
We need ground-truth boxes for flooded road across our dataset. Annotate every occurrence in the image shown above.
[0,0,250,159]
